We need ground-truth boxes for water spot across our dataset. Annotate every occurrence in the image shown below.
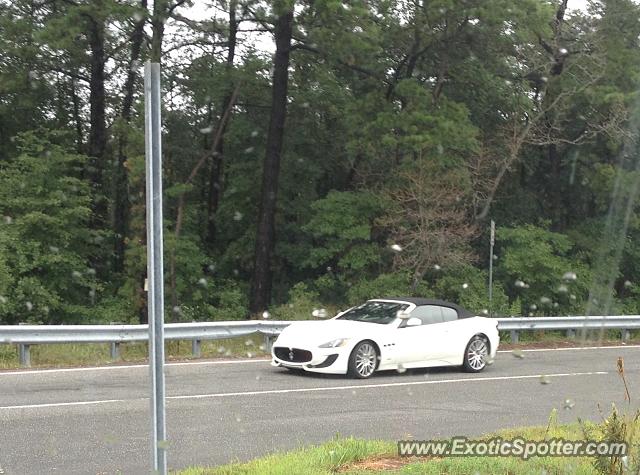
[259,344,266,351]
[485,356,495,366]
[462,283,469,289]
[244,147,255,154]
[569,294,577,301]
[390,243,403,252]
[49,246,59,253]
[262,311,270,319]
[553,302,559,308]
[624,280,632,288]
[233,211,243,221]
[539,375,551,385]
[312,308,328,318]
[512,350,525,359]
[207,263,216,273]
[224,350,231,356]
[351,390,357,395]
[558,47,568,56]
[246,352,253,358]
[396,363,407,374]
[157,440,169,450]
[493,254,498,260]
[245,339,254,347]
[255,375,261,381]
[558,284,568,293]
[197,277,207,287]
[353,26,363,33]
[251,130,260,137]
[433,264,441,271]
[301,102,310,108]
[233,269,239,276]
[199,126,213,134]
[89,289,96,298]
[25,302,33,311]
[132,11,145,22]
[562,271,577,282]
[540,297,551,305]
[481,309,489,315]
[72,271,82,279]
[515,279,527,288]
[3,216,12,224]
[326,266,332,272]
[217,346,226,354]
[0,296,6,304]
[172,306,182,315]
[563,398,575,410]
[436,144,444,155]
[86,268,96,276]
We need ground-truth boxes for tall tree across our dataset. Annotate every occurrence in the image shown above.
[249,0,294,314]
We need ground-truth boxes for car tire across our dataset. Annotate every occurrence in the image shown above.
[348,340,378,379]
[462,335,489,373]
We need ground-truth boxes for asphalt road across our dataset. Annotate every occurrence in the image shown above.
[0,345,638,474]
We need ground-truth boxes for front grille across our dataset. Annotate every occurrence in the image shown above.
[274,347,312,363]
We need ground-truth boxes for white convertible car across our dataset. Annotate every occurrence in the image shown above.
[271,298,499,378]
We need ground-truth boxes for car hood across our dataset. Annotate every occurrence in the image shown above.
[274,319,390,347]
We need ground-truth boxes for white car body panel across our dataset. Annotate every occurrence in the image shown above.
[271,299,500,376]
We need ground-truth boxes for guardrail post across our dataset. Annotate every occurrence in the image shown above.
[19,344,31,367]
[110,342,121,360]
[510,330,519,344]
[263,335,273,352]
[566,329,576,339]
[191,339,201,358]
[622,329,631,342]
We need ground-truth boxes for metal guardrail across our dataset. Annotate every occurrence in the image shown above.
[0,316,638,367]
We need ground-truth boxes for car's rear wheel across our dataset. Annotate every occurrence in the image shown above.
[463,335,489,373]
[348,341,378,379]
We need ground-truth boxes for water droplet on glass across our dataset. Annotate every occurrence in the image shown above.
[86,268,96,276]
[3,216,12,224]
[262,311,270,319]
[172,306,182,315]
[397,363,407,374]
[251,130,259,137]
[133,11,145,22]
[259,344,266,351]
[539,375,551,385]
[255,375,261,381]
[224,350,231,356]
[433,264,441,271]
[563,398,575,410]
[72,270,82,279]
[569,294,577,301]
[481,309,489,315]
[326,266,332,272]
[25,302,33,311]
[390,243,403,252]
[540,297,551,305]
[49,246,59,253]
[558,47,568,56]
[244,147,254,154]
[235,416,242,423]
[245,339,254,347]
[246,352,253,358]
[558,284,568,293]
[312,308,328,318]
[462,283,469,289]
[562,272,577,282]
[515,279,527,288]
[0,296,7,304]
[624,280,632,288]
[217,346,226,354]
[512,350,525,359]
[233,211,243,221]
[198,277,207,287]
[199,126,213,134]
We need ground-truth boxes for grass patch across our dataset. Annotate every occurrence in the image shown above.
[176,414,639,475]
[0,334,269,369]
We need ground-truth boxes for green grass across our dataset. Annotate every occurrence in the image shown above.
[0,334,269,369]
[176,419,636,475]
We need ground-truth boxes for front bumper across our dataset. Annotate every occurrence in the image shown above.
[271,345,349,374]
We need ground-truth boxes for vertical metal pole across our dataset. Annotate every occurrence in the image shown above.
[489,220,495,317]
[145,61,167,475]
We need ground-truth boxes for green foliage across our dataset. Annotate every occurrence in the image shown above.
[0,132,97,323]
[496,225,591,316]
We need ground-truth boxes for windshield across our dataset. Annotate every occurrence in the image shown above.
[337,301,409,324]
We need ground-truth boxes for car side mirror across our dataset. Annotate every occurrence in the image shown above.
[405,317,422,327]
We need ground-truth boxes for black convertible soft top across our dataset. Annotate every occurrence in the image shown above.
[369,297,475,319]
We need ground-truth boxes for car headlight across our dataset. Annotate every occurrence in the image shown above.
[318,338,349,348]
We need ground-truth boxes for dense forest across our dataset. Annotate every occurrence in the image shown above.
[1,0,640,325]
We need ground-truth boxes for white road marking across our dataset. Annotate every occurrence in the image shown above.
[0,358,271,376]
[497,345,640,353]
[0,371,608,410]
[0,344,637,377]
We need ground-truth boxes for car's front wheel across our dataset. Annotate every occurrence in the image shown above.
[348,340,378,379]
[463,335,489,373]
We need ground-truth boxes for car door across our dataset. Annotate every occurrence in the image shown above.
[394,305,450,366]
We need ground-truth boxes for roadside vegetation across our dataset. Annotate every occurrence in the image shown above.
[177,409,640,475]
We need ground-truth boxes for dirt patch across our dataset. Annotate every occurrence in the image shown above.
[338,456,424,472]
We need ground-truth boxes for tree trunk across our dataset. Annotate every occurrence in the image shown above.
[206,0,238,247]
[113,0,147,273]
[87,15,107,224]
[249,7,294,315]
